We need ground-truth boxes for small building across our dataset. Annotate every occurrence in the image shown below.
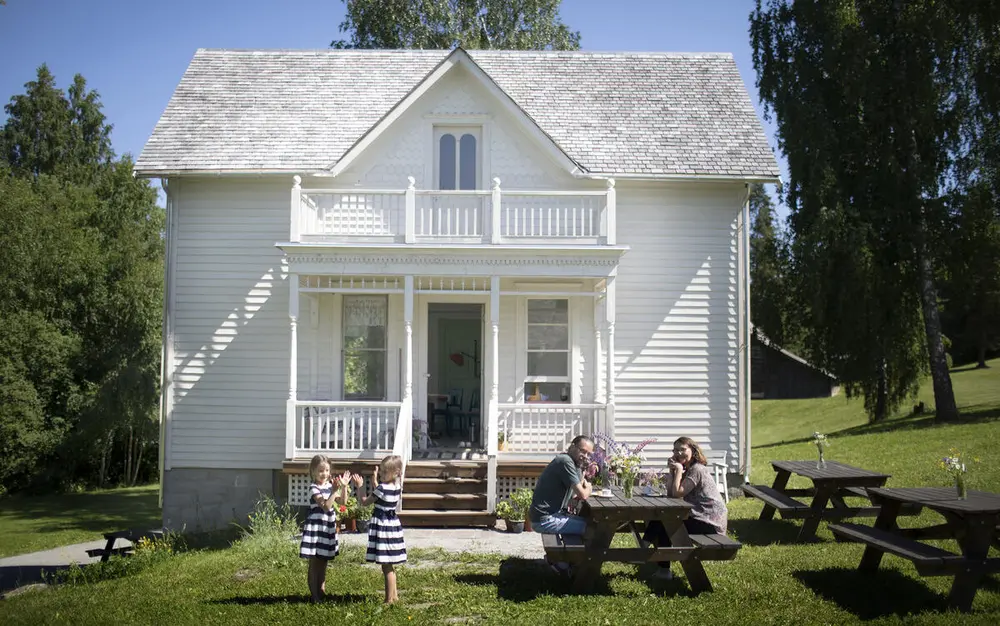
[750,329,839,399]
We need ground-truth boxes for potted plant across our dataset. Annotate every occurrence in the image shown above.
[494,500,524,533]
[498,431,508,452]
[509,487,534,532]
[354,502,374,533]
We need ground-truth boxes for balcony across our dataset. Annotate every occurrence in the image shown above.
[289,177,616,246]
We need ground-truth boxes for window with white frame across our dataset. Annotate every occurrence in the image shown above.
[524,299,571,403]
[435,127,480,190]
[342,295,387,401]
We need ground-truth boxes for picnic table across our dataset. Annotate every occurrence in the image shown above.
[830,487,1000,613]
[541,487,741,594]
[86,528,165,562]
[742,460,915,541]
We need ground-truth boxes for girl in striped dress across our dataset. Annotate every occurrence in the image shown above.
[299,454,351,603]
[356,454,407,603]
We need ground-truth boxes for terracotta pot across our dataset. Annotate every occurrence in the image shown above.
[348,519,356,532]
[524,518,533,533]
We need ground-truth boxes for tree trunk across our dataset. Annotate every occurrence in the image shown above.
[874,361,888,422]
[125,426,133,487]
[131,442,144,486]
[977,323,989,369]
[98,431,111,488]
[918,252,959,421]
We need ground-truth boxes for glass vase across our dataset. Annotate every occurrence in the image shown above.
[816,448,827,469]
[955,474,968,500]
[621,475,635,498]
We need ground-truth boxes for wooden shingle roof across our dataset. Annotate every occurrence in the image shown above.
[136,48,779,179]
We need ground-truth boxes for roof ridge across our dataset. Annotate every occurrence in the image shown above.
[192,48,734,58]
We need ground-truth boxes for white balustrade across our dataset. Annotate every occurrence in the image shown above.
[497,404,605,453]
[291,179,615,244]
[295,401,401,454]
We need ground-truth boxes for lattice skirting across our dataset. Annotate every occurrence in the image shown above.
[288,474,375,507]
[496,476,537,501]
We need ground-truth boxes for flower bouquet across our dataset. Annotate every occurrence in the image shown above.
[940,449,978,500]
[592,434,656,498]
[811,432,830,468]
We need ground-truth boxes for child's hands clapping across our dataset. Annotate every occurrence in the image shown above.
[351,473,363,488]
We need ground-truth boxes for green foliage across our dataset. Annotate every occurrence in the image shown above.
[0,66,163,493]
[48,531,184,586]
[332,0,580,50]
[749,183,798,350]
[233,495,301,569]
[749,0,978,421]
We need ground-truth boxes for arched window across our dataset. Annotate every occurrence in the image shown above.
[435,127,481,190]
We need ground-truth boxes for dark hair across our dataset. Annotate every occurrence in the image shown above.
[674,437,708,466]
[570,435,594,449]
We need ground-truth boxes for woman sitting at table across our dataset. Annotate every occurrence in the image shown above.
[642,436,728,580]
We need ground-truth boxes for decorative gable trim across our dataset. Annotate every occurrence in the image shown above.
[323,48,581,178]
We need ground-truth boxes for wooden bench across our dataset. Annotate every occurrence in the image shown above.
[829,522,970,576]
[689,533,742,561]
[541,533,587,564]
[742,484,812,519]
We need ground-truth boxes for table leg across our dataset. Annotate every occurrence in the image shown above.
[859,498,902,571]
[666,519,712,594]
[799,484,834,541]
[947,513,995,613]
[760,470,791,522]
[101,537,116,563]
[572,523,615,593]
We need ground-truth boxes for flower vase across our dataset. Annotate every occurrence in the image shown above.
[622,476,635,498]
[955,475,968,500]
[816,448,827,469]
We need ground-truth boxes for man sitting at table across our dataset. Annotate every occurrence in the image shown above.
[530,435,594,537]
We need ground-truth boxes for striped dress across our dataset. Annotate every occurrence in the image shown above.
[365,482,407,564]
[299,482,339,560]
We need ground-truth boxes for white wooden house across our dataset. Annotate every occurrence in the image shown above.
[136,48,778,530]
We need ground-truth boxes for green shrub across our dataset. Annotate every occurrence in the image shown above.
[232,494,300,569]
[49,531,184,586]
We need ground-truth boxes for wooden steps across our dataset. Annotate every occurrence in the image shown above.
[400,460,492,527]
[398,510,496,528]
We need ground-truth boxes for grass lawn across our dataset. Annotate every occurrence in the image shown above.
[1,361,998,624]
[0,485,160,558]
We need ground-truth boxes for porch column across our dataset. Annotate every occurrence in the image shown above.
[286,273,299,460]
[403,275,416,451]
[604,275,616,438]
[487,275,500,511]
[594,295,604,407]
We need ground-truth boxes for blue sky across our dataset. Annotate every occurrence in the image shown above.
[0,0,784,203]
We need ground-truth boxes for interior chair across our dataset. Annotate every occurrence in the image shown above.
[460,388,481,445]
[441,388,464,436]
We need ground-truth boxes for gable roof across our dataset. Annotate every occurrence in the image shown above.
[751,326,837,381]
[135,48,780,179]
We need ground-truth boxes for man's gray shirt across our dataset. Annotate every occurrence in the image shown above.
[530,453,580,523]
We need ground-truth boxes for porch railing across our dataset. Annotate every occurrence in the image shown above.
[497,403,606,454]
[294,401,401,455]
[290,177,616,245]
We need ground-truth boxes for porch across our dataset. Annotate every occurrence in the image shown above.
[280,266,623,525]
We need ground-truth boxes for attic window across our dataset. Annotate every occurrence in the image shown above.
[435,127,480,190]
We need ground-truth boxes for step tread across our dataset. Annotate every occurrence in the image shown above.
[399,510,493,516]
[404,493,485,500]
[406,477,486,484]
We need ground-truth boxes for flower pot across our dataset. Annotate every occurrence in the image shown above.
[356,519,370,533]
[524,517,532,533]
[506,520,525,533]
[498,440,507,452]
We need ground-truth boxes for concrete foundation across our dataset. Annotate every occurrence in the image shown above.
[162,468,283,532]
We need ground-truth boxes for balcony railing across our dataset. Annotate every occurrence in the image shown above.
[290,177,616,245]
[293,401,401,456]
[497,403,606,454]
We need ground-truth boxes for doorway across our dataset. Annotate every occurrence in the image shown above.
[426,303,483,447]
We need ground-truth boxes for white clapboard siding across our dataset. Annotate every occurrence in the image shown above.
[613,183,742,470]
[168,179,290,470]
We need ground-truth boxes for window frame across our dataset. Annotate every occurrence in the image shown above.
[433,125,482,191]
[341,295,388,402]
[523,298,572,403]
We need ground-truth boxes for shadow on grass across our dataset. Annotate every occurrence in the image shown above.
[728,518,805,546]
[453,558,696,600]
[210,592,372,606]
[793,567,948,619]
[0,486,161,537]
[755,403,1000,451]
[0,564,70,595]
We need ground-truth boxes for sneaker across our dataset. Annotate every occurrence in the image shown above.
[651,567,673,581]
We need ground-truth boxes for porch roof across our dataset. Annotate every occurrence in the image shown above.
[136,48,779,180]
